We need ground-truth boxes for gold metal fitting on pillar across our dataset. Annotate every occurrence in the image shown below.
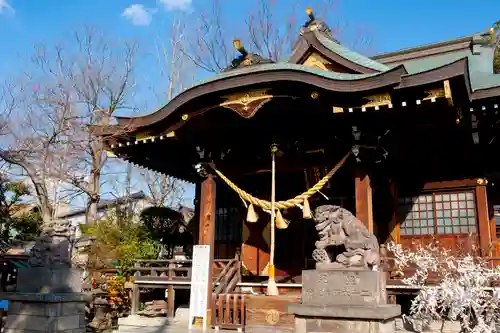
[477,178,489,185]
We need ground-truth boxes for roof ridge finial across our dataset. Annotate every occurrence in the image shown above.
[300,7,338,43]
[222,38,274,72]
[233,38,248,57]
[305,8,315,25]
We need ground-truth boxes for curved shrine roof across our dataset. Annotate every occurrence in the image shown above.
[94,18,500,138]
[288,29,390,73]
[374,32,500,98]
[109,62,406,130]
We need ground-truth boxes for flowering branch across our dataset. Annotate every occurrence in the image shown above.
[387,241,500,333]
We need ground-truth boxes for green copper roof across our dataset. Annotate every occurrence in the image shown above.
[313,31,390,72]
[385,40,500,92]
[188,31,500,100]
[197,62,380,86]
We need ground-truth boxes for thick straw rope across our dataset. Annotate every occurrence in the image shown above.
[214,151,352,211]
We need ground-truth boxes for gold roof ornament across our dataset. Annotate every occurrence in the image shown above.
[301,6,336,42]
[305,8,315,27]
[223,38,273,72]
[233,38,246,56]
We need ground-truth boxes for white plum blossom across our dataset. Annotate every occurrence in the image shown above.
[387,242,500,333]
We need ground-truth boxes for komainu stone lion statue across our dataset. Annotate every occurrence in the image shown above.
[311,205,380,270]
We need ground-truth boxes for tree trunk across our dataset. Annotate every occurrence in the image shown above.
[86,140,104,226]
[86,170,101,226]
[33,183,53,227]
[86,196,99,226]
[25,168,53,228]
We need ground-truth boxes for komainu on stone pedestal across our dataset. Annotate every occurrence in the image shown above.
[28,219,72,267]
[288,205,401,333]
[312,205,380,270]
[17,219,82,294]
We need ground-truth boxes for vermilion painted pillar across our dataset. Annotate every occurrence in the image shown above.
[388,181,400,244]
[198,175,216,325]
[476,183,491,257]
[355,169,374,233]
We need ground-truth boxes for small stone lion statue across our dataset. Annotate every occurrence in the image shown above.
[311,205,380,270]
[28,219,72,267]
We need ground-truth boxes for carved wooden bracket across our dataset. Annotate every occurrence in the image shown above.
[423,80,453,105]
[332,93,392,113]
[444,80,453,106]
[219,89,274,118]
[423,88,445,101]
[361,93,392,109]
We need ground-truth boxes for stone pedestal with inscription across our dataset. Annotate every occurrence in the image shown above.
[0,292,87,333]
[288,269,401,333]
[0,220,87,333]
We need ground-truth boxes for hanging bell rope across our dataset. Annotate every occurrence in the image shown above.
[213,151,352,213]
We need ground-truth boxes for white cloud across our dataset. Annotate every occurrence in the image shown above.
[0,0,15,14]
[122,4,152,26]
[160,0,192,11]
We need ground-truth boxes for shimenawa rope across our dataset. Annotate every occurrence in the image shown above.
[214,151,352,211]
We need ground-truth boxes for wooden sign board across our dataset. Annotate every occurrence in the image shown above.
[188,245,211,330]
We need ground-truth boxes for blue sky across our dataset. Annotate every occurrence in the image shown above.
[0,0,499,208]
[1,0,498,117]
[1,0,499,59]
[1,0,499,84]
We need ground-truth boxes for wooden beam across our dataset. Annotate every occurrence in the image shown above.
[421,179,479,191]
[388,181,400,244]
[131,271,140,315]
[476,184,492,256]
[355,169,374,232]
[167,263,175,318]
[198,175,216,326]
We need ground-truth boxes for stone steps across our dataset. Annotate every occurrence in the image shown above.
[115,315,184,333]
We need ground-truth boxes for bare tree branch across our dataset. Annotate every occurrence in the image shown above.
[0,27,138,226]
[181,0,370,74]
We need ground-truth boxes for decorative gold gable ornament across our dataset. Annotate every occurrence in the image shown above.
[220,89,274,118]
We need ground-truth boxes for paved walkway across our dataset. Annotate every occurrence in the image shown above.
[116,327,235,333]
[115,315,237,333]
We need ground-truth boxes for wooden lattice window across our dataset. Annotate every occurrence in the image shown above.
[215,207,243,243]
[399,191,477,236]
[494,206,500,239]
